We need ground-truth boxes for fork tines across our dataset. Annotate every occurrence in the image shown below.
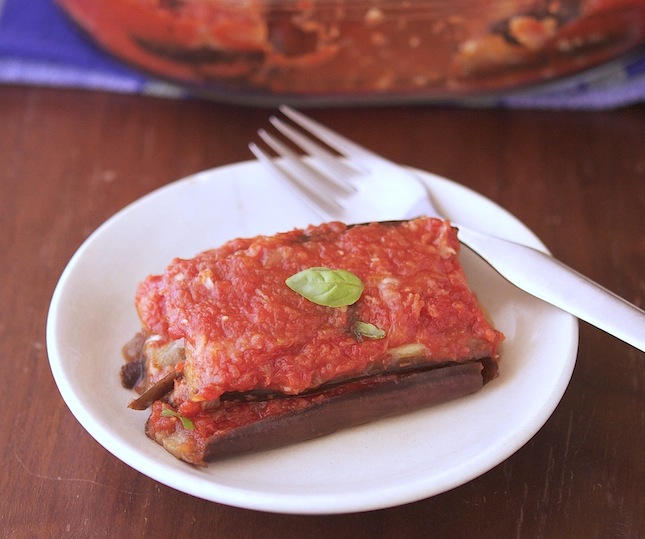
[249,106,369,217]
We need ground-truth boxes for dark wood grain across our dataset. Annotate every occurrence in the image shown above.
[1,85,643,538]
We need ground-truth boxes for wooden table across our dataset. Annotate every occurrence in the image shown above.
[1,86,643,538]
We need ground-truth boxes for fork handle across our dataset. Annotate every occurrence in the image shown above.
[458,227,645,352]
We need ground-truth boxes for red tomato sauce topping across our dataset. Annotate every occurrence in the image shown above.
[135,218,503,409]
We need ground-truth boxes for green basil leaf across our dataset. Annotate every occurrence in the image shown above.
[286,267,364,307]
[161,408,195,430]
[352,321,386,340]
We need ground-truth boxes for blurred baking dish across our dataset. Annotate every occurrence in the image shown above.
[57,0,645,104]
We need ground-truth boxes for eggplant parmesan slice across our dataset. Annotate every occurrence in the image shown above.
[123,217,504,464]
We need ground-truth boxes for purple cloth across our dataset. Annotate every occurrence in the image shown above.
[495,52,645,109]
[0,0,187,96]
[1,0,643,108]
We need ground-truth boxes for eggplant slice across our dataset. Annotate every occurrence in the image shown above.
[124,218,504,465]
[146,359,495,465]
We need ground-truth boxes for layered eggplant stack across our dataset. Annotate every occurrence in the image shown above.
[121,218,504,465]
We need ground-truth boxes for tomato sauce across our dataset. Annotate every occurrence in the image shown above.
[135,218,503,410]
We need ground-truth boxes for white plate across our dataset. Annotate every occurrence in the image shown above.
[47,161,578,514]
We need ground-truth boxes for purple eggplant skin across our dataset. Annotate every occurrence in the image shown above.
[199,360,490,462]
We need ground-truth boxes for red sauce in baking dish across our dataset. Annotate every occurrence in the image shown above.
[135,218,503,408]
[58,0,645,102]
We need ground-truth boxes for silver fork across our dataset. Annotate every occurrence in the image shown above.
[250,105,645,352]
